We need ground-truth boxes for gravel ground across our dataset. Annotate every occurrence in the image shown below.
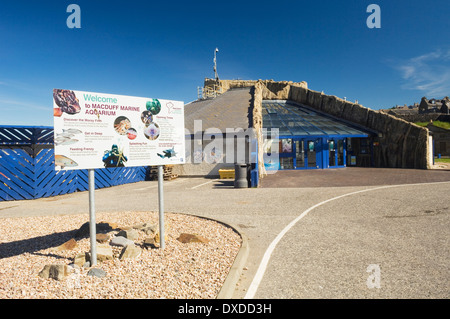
[0,211,241,299]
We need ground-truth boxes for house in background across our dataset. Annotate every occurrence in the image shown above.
[419,97,450,114]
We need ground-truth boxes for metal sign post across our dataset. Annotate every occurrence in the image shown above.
[88,169,97,265]
[157,165,165,249]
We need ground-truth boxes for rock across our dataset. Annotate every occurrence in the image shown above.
[105,222,119,229]
[87,268,106,278]
[82,245,113,264]
[143,237,156,249]
[153,222,170,243]
[110,236,134,247]
[132,223,148,230]
[73,252,88,268]
[75,221,117,239]
[117,229,139,241]
[154,232,168,243]
[96,233,109,243]
[142,225,157,235]
[38,264,70,280]
[133,223,157,235]
[95,244,113,262]
[119,244,142,260]
[177,233,209,244]
[54,238,77,251]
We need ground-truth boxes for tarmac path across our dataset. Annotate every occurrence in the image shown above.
[1,168,449,299]
[244,181,450,299]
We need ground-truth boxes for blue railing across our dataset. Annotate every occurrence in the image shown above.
[0,125,146,201]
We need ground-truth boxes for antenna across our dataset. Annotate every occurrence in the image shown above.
[213,48,219,82]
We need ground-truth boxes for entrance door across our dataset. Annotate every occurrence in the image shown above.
[328,139,336,167]
[337,139,345,166]
[279,138,294,169]
[294,139,305,169]
[306,139,319,169]
[328,138,346,168]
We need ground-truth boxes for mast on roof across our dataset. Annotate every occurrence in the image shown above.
[214,48,219,83]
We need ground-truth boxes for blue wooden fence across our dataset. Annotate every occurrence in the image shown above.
[0,125,147,201]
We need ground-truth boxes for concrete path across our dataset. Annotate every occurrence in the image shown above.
[244,182,450,298]
[1,168,449,299]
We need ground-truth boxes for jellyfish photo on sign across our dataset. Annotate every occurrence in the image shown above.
[144,122,160,140]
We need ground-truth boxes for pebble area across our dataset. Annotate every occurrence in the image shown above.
[0,211,242,299]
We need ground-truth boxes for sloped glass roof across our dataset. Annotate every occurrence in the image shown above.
[262,101,370,137]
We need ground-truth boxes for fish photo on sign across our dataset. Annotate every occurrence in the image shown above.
[54,154,78,169]
[54,128,82,146]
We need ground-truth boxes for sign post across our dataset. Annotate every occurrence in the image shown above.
[88,168,97,265]
[157,165,165,249]
[53,89,185,253]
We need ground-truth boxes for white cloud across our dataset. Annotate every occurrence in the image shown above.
[0,98,48,111]
[397,49,450,98]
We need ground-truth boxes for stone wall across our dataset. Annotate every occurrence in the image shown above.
[252,82,266,177]
[290,84,431,169]
[204,78,308,96]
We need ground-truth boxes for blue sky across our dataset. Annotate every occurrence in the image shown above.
[1,0,449,126]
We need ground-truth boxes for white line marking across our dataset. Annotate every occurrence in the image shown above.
[135,185,158,191]
[135,178,187,191]
[190,179,218,189]
[244,181,450,299]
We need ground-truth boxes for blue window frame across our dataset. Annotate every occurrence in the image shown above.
[262,101,373,170]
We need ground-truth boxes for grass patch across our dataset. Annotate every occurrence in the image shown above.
[415,121,450,130]
[435,158,450,163]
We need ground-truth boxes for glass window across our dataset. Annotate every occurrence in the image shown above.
[329,140,336,166]
[262,101,369,137]
[280,139,293,153]
[307,140,316,167]
[280,157,294,169]
[295,140,304,168]
[337,140,344,166]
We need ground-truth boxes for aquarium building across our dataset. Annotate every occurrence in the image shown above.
[173,79,433,185]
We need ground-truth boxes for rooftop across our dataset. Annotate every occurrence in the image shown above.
[184,88,252,133]
[262,101,370,137]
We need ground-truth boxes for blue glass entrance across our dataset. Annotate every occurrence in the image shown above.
[280,138,321,169]
[274,137,347,170]
[262,101,373,171]
[326,138,346,168]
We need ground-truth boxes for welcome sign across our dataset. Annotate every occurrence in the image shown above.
[53,89,185,170]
